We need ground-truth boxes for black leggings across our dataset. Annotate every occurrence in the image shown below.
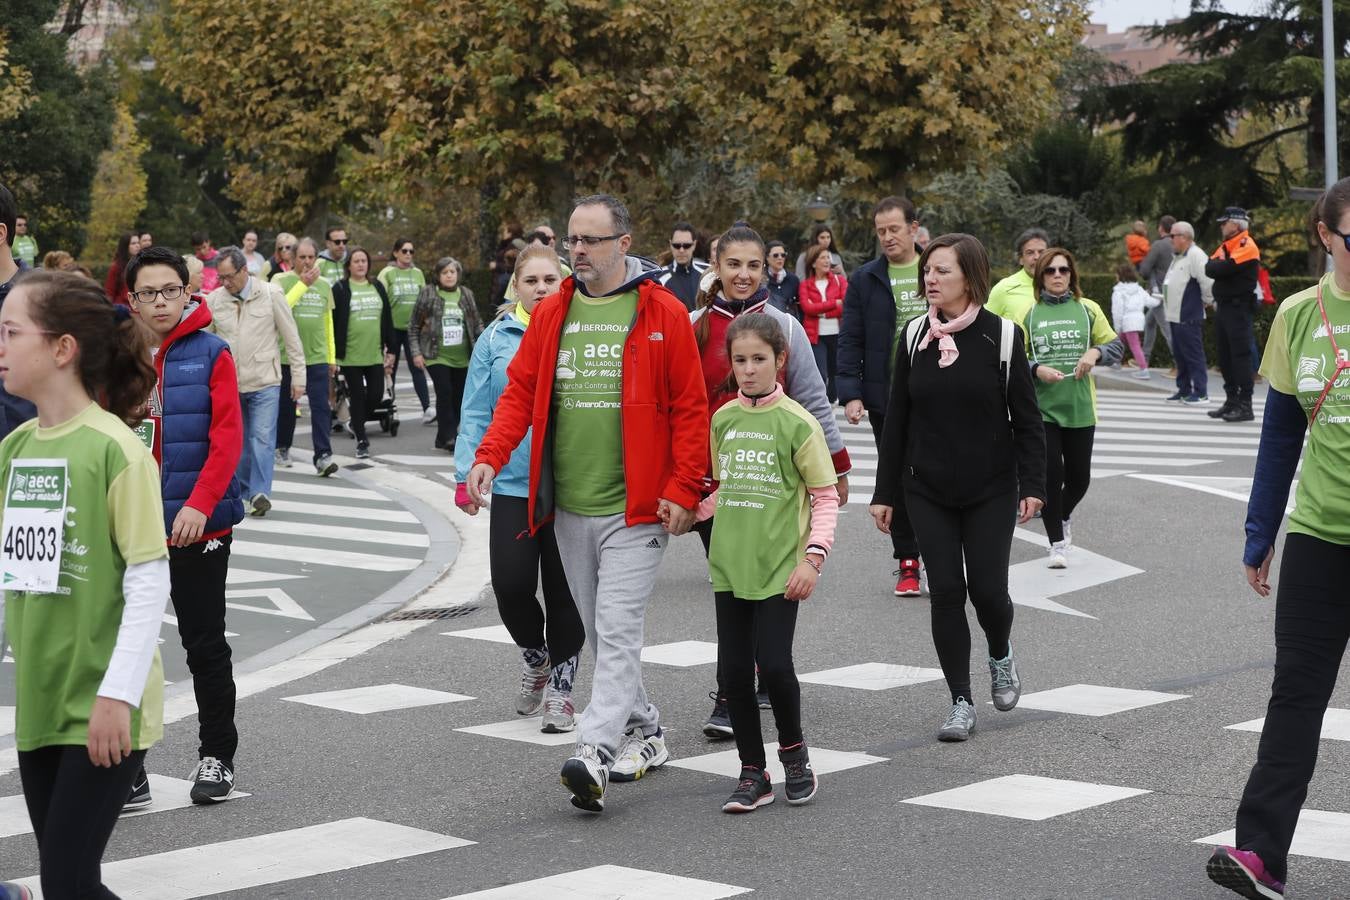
[18,745,147,899]
[716,592,802,769]
[425,364,468,448]
[1236,533,1350,883]
[1043,422,1095,544]
[489,494,583,662]
[341,364,385,443]
[905,486,1016,703]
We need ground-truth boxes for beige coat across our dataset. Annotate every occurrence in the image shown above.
[205,276,306,393]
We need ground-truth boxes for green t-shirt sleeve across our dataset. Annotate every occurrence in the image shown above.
[1262,301,1294,393]
[793,420,837,489]
[108,451,169,566]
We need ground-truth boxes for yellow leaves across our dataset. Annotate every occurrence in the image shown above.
[84,103,149,262]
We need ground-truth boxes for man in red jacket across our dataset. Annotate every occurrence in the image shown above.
[468,194,707,814]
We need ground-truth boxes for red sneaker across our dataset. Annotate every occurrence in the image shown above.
[894,559,921,597]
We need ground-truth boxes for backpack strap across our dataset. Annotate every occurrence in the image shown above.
[905,315,929,368]
[998,316,1015,401]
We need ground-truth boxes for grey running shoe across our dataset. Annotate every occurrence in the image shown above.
[314,454,338,477]
[989,649,1021,711]
[938,698,977,742]
[516,658,550,716]
[248,493,271,517]
[560,744,608,813]
[274,448,293,469]
[540,686,575,733]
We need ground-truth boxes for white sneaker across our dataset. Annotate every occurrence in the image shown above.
[274,448,293,469]
[1061,519,1072,549]
[560,745,608,813]
[609,728,668,782]
[421,407,437,425]
[1047,542,1068,569]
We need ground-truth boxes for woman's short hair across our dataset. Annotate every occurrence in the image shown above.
[918,233,991,305]
[1033,247,1082,298]
[804,242,831,274]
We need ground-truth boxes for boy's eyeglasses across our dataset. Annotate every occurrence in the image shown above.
[129,285,189,305]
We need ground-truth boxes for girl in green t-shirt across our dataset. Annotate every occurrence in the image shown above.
[1023,248,1121,569]
[0,271,170,900]
[696,314,839,815]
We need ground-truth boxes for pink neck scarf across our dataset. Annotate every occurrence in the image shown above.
[917,302,980,368]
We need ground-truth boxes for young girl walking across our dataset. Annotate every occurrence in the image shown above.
[0,271,170,900]
[1110,263,1158,378]
[698,313,839,813]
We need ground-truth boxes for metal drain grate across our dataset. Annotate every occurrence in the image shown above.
[380,605,480,622]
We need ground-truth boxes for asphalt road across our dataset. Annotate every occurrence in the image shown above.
[4,376,1348,899]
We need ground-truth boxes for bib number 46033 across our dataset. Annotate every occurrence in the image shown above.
[0,459,68,593]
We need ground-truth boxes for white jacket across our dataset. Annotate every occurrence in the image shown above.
[1163,243,1215,324]
[1110,282,1159,334]
[205,276,306,393]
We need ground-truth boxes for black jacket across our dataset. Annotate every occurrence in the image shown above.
[871,307,1046,508]
[332,278,396,362]
[1205,250,1260,307]
[766,269,801,320]
[838,255,904,412]
[658,260,708,312]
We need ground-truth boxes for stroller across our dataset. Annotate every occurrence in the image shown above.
[333,369,400,438]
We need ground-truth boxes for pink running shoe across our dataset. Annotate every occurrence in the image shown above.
[1206,846,1285,899]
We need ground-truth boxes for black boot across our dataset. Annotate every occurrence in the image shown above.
[1222,392,1255,422]
[1208,391,1236,418]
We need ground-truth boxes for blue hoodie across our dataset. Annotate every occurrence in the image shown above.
[455,307,531,497]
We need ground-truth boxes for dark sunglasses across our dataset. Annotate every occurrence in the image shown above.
[670,242,694,250]
[1328,226,1350,253]
[1043,265,1072,276]
[280,245,295,252]
[768,252,786,258]
[399,247,415,254]
[331,238,348,245]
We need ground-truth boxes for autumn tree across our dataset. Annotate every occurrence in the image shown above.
[683,0,1088,198]
[83,102,149,262]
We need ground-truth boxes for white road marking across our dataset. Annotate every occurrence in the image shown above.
[236,517,430,547]
[257,499,417,522]
[903,774,1150,821]
[0,776,251,839]
[225,587,314,621]
[799,662,944,691]
[1227,707,1350,742]
[1015,684,1189,717]
[230,541,420,571]
[641,640,719,667]
[668,744,887,782]
[1196,809,1350,863]
[443,865,753,899]
[455,716,578,746]
[283,683,473,714]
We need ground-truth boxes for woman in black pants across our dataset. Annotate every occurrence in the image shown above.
[410,257,483,451]
[870,233,1046,742]
[332,247,395,459]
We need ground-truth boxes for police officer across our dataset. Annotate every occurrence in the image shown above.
[1205,207,1261,422]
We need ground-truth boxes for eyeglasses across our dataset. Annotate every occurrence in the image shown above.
[280,245,295,252]
[1043,266,1072,276]
[217,268,242,280]
[129,285,189,305]
[562,234,623,250]
[399,247,415,255]
[768,252,786,258]
[670,242,694,250]
[0,324,57,346]
[331,238,348,245]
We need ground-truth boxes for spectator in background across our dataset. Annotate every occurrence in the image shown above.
[183,254,204,295]
[192,232,221,294]
[12,214,37,268]
[264,232,295,280]
[139,231,153,249]
[1137,215,1177,368]
[0,182,37,438]
[765,240,800,319]
[1125,220,1151,267]
[657,222,708,312]
[987,228,1049,321]
[318,226,349,286]
[915,226,931,251]
[1110,263,1159,379]
[1163,221,1215,405]
[795,224,846,279]
[41,250,76,271]
[798,242,846,402]
[242,229,267,276]
[105,232,140,307]
[1205,206,1261,423]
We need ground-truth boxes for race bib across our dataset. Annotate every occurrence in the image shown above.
[442,315,464,347]
[133,419,156,450]
[0,459,67,593]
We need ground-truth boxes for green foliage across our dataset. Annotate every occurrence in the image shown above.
[0,0,114,254]
[84,102,149,263]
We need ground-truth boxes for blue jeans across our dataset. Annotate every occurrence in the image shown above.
[277,363,333,463]
[237,385,280,499]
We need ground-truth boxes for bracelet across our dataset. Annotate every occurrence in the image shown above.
[803,557,822,575]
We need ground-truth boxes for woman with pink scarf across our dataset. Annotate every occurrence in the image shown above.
[868,233,1046,743]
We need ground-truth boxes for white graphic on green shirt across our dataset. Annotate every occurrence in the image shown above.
[379,266,425,330]
[551,292,637,516]
[1024,298,1115,429]
[339,281,383,367]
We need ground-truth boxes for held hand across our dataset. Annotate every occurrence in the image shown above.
[412,354,426,370]
[869,504,893,535]
[291,385,305,401]
[466,463,495,507]
[1017,497,1044,525]
[170,506,208,547]
[384,352,396,372]
[1246,546,1275,598]
[457,500,480,516]
[785,560,820,601]
[661,499,695,536]
[1073,350,1100,380]
[1036,366,1065,384]
[328,364,338,377]
[835,474,849,506]
[454,482,480,516]
[87,697,132,768]
[844,399,865,425]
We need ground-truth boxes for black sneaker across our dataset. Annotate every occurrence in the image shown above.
[756,687,772,710]
[778,744,818,805]
[355,441,370,460]
[721,766,774,813]
[189,757,235,804]
[123,766,152,812]
[703,691,733,739]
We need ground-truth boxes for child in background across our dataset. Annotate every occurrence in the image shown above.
[698,313,838,813]
[0,271,170,900]
[1111,263,1158,379]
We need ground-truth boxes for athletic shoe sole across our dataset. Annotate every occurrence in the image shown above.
[121,796,152,812]
[609,744,669,783]
[895,587,920,597]
[316,462,338,477]
[250,495,271,516]
[540,717,575,733]
[785,773,818,806]
[1206,851,1283,899]
[560,760,605,813]
[722,792,775,813]
[190,788,235,804]
[702,722,734,739]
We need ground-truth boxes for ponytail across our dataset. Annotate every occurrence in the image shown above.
[16,270,155,425]
[694,277,719,351]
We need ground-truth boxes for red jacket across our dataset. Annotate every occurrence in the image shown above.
[474,275,709,534]
[797,272,847,343]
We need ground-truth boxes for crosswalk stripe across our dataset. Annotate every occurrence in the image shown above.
[0,776,250,839]
[1087,442,1255,457]
[1094,431,1261,446]
[231,541,420,571]
[267,480,388,502]
[1092,455,1220,467]
[236,518,430,548]
[1096,409,1263,427]
[261,499,417,523]
[11,817,473,898]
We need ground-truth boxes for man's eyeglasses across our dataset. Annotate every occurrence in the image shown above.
[1042,266,1072,276]
[562,234,623,251]
[670,242,694,250]
[0,324,56,346]
[217,268,243,281]
[129,285,189,305]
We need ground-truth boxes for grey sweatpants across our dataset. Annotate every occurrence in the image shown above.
[553,509,667,762]
[1142,298,1173,358]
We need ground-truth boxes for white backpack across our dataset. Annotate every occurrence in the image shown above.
[904,314,1016,399]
